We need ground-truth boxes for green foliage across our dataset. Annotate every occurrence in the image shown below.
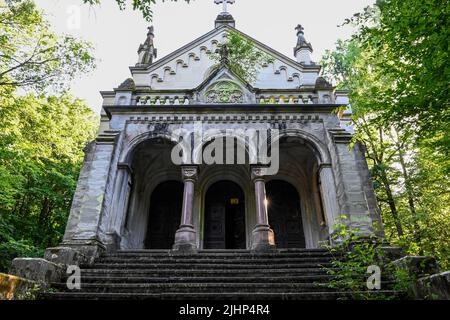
[16,283,42,300]
[207,31,274,83]
[345,0,450,173]
[0,2,98,272]
[391,267,415,293]
[321,0,450,270]
[325,216,388,300]
[82,0,192,21]
[0,0,96,92]
[0,92,98,272]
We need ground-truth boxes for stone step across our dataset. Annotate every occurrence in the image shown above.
[51,282,339,293]
[85,262,333,270]
[70,274,334,284]
[52,281,398,294]
[101,252,333,260]
[96,257,333,264]
[78,268,332,277]
[117,248,329,254]
[44,290,404,301]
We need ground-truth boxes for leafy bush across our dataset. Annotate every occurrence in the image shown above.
[0,216,43,271]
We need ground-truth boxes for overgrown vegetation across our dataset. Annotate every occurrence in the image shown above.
[325,216,413,300]
[207,31,274,83]
[321,0,450,270]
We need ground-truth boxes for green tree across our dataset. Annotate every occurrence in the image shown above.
[0,0,95,92]
[345,0,450,173]
[207,31,274,83]
[0,0,98,271]
[322,33,450,269]
[0,93,98,272]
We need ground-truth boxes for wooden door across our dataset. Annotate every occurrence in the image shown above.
[266,180,306,248]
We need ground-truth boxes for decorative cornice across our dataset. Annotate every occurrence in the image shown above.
[328,128,353,144]
[95,131,121,144]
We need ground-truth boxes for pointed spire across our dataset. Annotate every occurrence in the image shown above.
[136,26,157,67]
[294,24,313,65]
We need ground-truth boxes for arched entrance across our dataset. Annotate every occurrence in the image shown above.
[204,181,246,249]
[266,180,306,248]
[145,181,183,249]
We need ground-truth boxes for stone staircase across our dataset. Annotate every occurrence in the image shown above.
[44,249,402,300]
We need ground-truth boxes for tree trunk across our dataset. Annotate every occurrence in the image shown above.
[379,168,404,237]
[396,141,423,254]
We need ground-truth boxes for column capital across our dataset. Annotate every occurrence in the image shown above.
[181,165,199,182]
[250,165,268,182]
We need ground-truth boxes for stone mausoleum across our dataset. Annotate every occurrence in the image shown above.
[49,2,383,262]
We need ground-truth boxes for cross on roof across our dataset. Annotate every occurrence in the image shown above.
[296,24,305,35]
[214,0,235,14]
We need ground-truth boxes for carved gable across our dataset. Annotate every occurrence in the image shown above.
[196,68,255,104]
[130,26,321,91]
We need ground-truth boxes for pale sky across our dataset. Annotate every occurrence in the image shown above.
[34,0,375,113]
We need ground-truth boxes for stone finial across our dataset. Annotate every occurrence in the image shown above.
[295,24,311,48]
[216,43,231,65]
[296,25,304,37]
[136,26,157,67]
[294,24,313,64]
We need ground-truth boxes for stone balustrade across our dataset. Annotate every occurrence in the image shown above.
[131,94,334,106]
[258,95,318,104]
[136,96,191,106]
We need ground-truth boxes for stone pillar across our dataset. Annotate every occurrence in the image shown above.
[327,128,375,237]
[318,164,340,236]
[103,163,133,252]
[173,166,199,252]
[250,167,276,251]
[59,131,120,261]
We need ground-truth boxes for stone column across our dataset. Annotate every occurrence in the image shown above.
[173,166,199,252]
[250,166,276,251]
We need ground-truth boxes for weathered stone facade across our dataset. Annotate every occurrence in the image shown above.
[49,13,383,259]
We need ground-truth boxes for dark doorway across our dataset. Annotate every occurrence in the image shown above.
[145,181,183,249]
[266,180,306,248]
[204,181,246,249]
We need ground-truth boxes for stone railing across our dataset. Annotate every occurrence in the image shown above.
[258,95,318,104]
[136,96,191,106]
[132,94,333,106]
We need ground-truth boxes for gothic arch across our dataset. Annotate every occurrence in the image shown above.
[270,129,331,165]
[192,130,250,165]
[121,131,188,165]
